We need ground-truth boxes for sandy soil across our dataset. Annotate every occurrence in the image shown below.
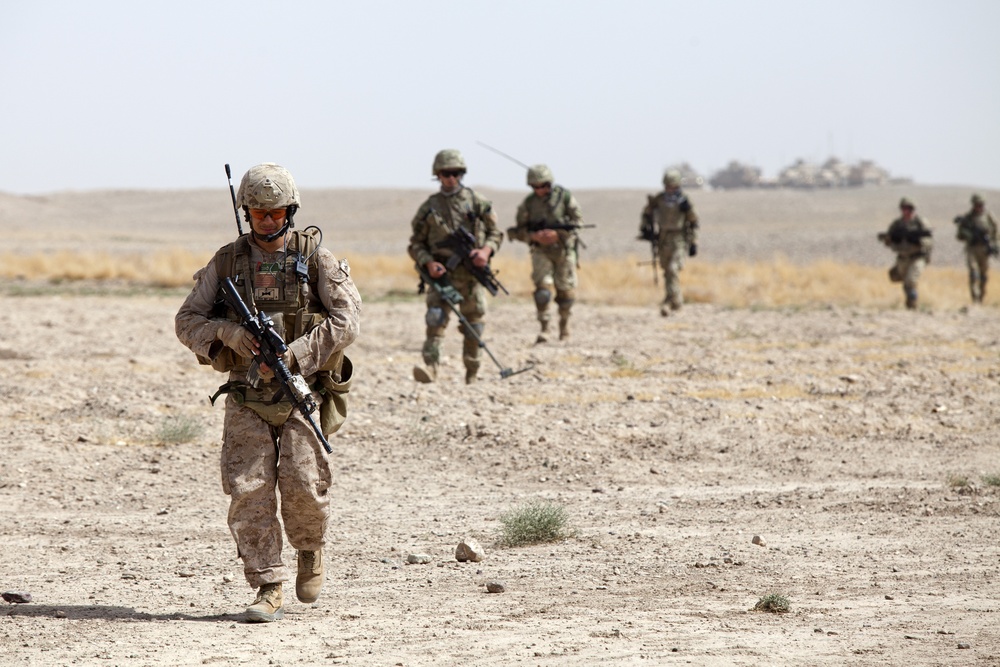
[1,186,999,666]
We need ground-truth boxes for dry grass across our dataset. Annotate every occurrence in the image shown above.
[0,249,985,309]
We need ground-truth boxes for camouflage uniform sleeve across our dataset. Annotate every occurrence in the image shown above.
[407,201,435,267]
[175,259,227,362]
[509,197,531,243]
[640,196,655,234]
[557,190,583,243]
[919,218,934,254]
[990,213,999,242]
[287,247,362,378]
[683,197,699,244]
[955,214,971,242]
[477,195,503,254]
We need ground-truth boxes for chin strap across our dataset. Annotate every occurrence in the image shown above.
[255,222,291,243]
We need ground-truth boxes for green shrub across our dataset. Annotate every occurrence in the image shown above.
[499,500,572,547]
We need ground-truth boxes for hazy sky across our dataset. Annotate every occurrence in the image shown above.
[4,0,999,194]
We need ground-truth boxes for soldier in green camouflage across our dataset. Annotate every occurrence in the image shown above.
[640,169,699,316]
[408,149,503,384]
[878,197,933,310]
[953,194,998,303]
[507,164,584,342]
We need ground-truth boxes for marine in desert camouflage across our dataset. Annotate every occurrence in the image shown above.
[878,197,933,310]
[640,169,699,316]
[953,193,999,303]
[507,164,585,343]
[175,163,361,623]
[408,149,503,384]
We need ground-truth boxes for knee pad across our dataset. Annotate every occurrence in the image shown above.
[425,307,446,328]
[555,289,575,311]
[533,288,552,309]
[460,322,484,341]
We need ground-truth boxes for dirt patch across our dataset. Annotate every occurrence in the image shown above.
[1,287,998,665]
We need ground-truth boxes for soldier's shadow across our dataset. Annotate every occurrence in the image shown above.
[2,604,242,623]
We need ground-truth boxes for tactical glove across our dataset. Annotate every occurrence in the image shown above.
[688,244,698,257]
[217,322,257,359]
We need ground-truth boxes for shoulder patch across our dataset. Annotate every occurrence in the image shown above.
[339,258,351,276]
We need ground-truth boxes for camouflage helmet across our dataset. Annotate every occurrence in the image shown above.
[971,193,985,206]
[899,197,915,209]
[663,169,682,187]
[432,149,466,175]
[527,164,554,186]
[237,163,300,209]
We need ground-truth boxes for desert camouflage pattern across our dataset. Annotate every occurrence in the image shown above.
[408,186,501,372]
[512,185,582,328]
[526,164,554,186]
[882,214,932,308]
[175,234,361,587]
[237,163,301,209]
[432,149,466,175]
[642,190,699,308]
[221,397,331,587]
[421,270,488,372]
[954,206,998,302]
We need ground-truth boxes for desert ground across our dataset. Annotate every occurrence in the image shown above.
[1,184,999,666]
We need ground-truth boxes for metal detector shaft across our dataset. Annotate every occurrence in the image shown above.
[418,267,534,379]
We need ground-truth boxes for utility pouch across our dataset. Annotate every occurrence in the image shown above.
[888,265,903,283]
[316,355,353,436]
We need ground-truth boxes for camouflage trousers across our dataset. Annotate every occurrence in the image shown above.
[965,244,991,302]
[889,253,926,308]
[531,243,578,325]
[422,269,487,372]
[658,234,688,308]
[222,396,332,588]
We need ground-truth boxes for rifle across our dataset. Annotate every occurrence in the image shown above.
[971,224,999,257]
[217,277,332,454]
[435,227,508,296]
[416,266,534,380]
[955,215,1000,257]
[524,221,597,233]
[638,201,658,285]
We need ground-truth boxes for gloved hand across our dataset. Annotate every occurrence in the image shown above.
[217,322,258,359]
[688,243,698,257]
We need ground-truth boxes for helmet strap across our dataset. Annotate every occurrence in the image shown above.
[243,205,296,242]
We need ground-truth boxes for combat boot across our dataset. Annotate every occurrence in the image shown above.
[412,363,438,383]
[296,549,324,604]
[465,366,479,384]
[659,302,671,317]
[245,582,283,623]
[558,315,570,341]
[536,320,549,344]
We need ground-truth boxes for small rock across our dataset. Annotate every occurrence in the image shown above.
[1,591,32,604]
[455,538,485,563]
[486,581,505,594]
[407,553,432,565]
[958,643,971,649]
[814,628,824,633]
[885,595,894,600]
[223,575,234,583]
[55,610,67,618]
[751,535,766,547]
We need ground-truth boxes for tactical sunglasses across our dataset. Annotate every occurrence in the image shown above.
[248,208,288,222]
